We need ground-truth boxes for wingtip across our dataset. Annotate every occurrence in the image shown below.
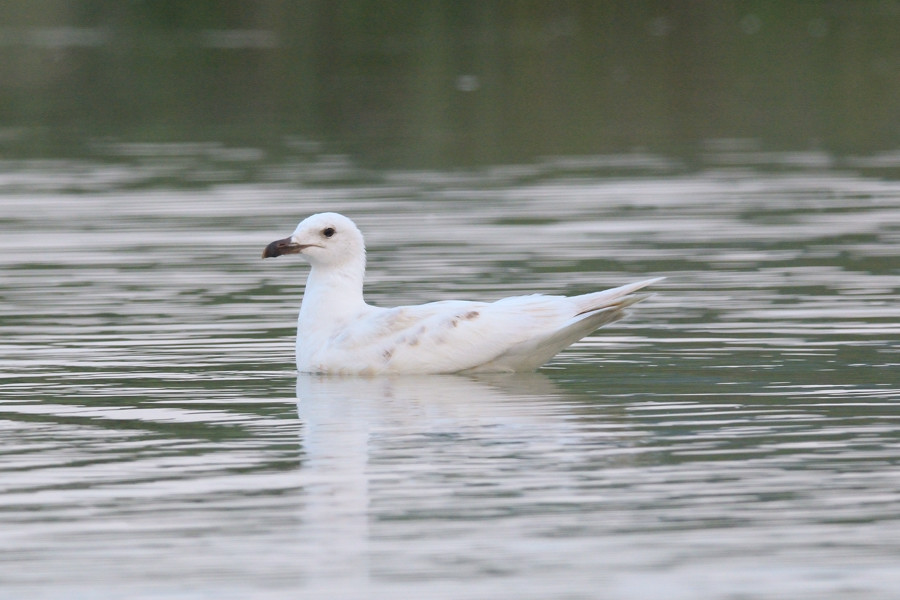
[622,276,666,294]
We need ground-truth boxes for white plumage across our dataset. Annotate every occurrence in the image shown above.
[263,212,662,375]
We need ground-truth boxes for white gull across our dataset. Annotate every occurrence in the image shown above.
[263,212,663,375]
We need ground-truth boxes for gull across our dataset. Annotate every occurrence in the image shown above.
[263,212,663,375]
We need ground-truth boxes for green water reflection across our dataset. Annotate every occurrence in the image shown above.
[3,1,900,169]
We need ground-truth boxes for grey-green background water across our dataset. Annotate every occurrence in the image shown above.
[2,3,900,599]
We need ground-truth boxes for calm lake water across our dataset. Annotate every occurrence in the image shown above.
[2,163,899,599]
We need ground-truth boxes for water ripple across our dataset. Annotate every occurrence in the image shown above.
[1,170,899,598]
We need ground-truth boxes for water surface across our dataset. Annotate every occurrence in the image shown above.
[1,167,899,599]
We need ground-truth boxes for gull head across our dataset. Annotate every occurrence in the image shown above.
[262,212,365,268]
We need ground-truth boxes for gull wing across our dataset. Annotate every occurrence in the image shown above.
[315,277,662,374]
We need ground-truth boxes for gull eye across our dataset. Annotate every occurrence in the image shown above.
[323,227,335,238]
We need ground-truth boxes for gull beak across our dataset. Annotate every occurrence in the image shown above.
[262,236,304,259]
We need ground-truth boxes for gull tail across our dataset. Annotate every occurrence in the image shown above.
[544,276,664,352]
[572,276,665,317]
[465,277,664,373]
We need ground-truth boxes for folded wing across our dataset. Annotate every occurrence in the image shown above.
[318,277,662,374]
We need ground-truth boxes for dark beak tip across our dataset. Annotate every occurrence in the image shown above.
[262,243,278,259]
[262,239,285,259]
[263,237,301,259]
